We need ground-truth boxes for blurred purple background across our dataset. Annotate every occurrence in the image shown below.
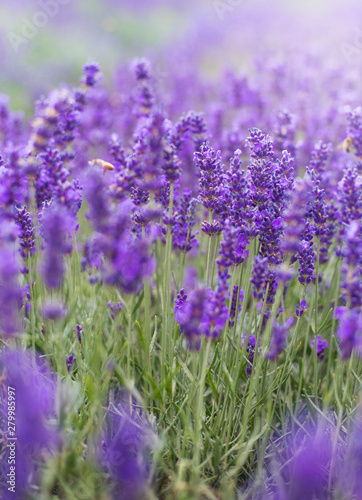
[1,0,362,113]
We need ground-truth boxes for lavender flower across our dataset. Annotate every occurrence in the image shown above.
[133,207,162,227]
[131,186,150,206]
[297,239,315,286]
[336,308,362,359]
[109,133,126,168]
[76,324,83,344]
[66,352,76,373]
[194,143,226,216]
[251,256,268,301]
[273,109,296,156]
[259,208,283,265]
[310,335,329,360]
[175,286,212,349]
[108,301,123,320]
[207,285,229,339]
[188,111,208,150]
[97,395,157,500]
[242,333,261,376]
[172,189,199,252]
[22,283,32,318]
[346,106,362,159]
[337,165,362,226]
[84,170,153,293]
[41,300,67,320]
[275,424,333,500]
[15,205,36,273]
[41,204,74,289]
[340,222,362,308]
[276,263,294,284]
[267,317,294,361]
[307,167,327,238]
[309,140,332,178]
[0,223,22,337]
[174,288,188,312]
[201,219,223,236]
[81,62,101,87]
[229,285,240,327]
[281,176,313,254]
[0,350,57,497]
[132,58,155,117]
[295,300,308,318]
[245,128,275,207]
[341,407,362,497]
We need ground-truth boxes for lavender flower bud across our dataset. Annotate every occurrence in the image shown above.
[310,334,329,360]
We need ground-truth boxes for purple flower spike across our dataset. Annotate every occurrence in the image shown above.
[108,301,123,321]
[267,317,294,361]
[15,205,36,273]
[229,285,240,327]
[194,143,227,215]
[0,231,22,338]
[175,286,213,350]
[310,334,329,360]
[250,255,268,301]
[346,106,362,159]
[97,395,157,500]
[0,350,57,497]
[242,333,262,376]
[76,324,83,344]
[41,204,74,289]
[172,189,199,252]
[22,284,32,318]
[174,288,188,312]
[81,62,101,87]
[66,352,76,373]
[336,309,362,359]
[297,238,315,286]
[295,300,308,318]
[201,219,223,236]
[41,300,67,320]
[284,424,332,500]
[132,58,155,117]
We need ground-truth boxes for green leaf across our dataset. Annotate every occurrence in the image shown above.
[207,368,218,398]
[135,321,146,351]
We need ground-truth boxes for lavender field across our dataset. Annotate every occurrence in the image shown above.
[0,0,362,499]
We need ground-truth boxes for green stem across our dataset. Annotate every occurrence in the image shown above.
[127,298,134,380]
[314,237,320,399]
[210,234,221,288]
[205,212,213,285]
[192,339,211,484]
[162,182,174,401]
[142,226,151,371]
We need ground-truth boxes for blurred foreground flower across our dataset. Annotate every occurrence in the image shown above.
[0,350,58,498]
[97,394,158,500]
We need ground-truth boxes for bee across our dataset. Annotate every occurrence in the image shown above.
[341,137,353,153]
[88,158,115,171]
[43,106,57,124]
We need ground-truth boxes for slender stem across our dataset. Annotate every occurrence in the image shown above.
[326,258,341,388]
[210,234,221,288]
[314,237,320,398]
[192,339,211,483]
[177,228,190,291]
[205,212,213,285]
[162,182,174,401]
[127,297,134,380]
[142,226,151,372]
